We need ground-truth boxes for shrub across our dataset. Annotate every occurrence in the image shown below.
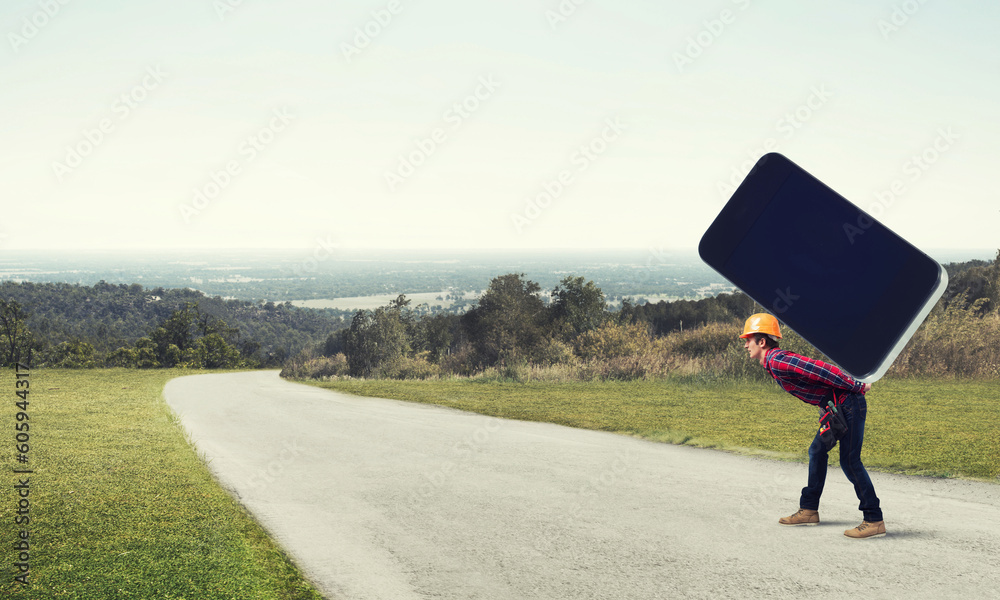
[575,322,654,360]
[580,355,657,380]
[531,338,577,366]
[105,341,159,368]
[381,354,440,380]
[660,319,827,383]
[661,321,738,358]
[106,346,140,368]
[280,353,350,379]
[523,362,585,383]
[47,340,98,368]
[470,362,530,383]
[181,333,243,369]
[438,345,477,377]
[709,341,771,383]
[891,297,1000,378]
[312,353,352,378]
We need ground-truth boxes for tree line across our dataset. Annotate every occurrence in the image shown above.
[284,251,1000,380]
[0,281,346,368]
[2,251,996,377]
[283,273,803,380]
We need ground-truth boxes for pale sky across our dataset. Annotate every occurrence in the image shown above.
[2,0,998,253]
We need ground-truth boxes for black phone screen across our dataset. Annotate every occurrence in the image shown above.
[700,153,946,380]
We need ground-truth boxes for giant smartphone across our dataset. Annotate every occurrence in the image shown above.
[698,153,947,382]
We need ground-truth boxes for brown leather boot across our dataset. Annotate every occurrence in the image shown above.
[778,508,819,526]
[844,520,886,539]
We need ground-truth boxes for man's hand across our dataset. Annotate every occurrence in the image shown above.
[862,383,872,393]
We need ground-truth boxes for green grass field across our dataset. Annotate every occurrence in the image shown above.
[3,369,996,598]
[1,369,325,600]
[313,376,1000,481]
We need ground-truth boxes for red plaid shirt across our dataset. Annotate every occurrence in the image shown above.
[763,348,866,406]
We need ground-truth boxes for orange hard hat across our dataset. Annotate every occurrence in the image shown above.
[739,313,782,339]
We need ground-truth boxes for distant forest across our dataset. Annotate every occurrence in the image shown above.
[0,281,350,368]
[1,252,996,377]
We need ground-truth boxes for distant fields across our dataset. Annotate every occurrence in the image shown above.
[291,290,478,311]
[0,369,324,600]
[0,248,736,303]
[313,376,1000,481]
[290,292,695,311]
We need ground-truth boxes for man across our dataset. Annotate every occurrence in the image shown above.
[740,313,885,539]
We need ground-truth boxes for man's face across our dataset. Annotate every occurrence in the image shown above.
[744,335,768,366]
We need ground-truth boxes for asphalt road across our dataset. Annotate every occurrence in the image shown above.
[164,371,1000,600]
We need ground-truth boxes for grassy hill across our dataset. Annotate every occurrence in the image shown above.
[0,369,324,599]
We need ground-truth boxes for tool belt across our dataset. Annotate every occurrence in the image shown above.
[818,392,848,451]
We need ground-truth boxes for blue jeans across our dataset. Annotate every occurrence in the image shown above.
[800,393,883,522]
